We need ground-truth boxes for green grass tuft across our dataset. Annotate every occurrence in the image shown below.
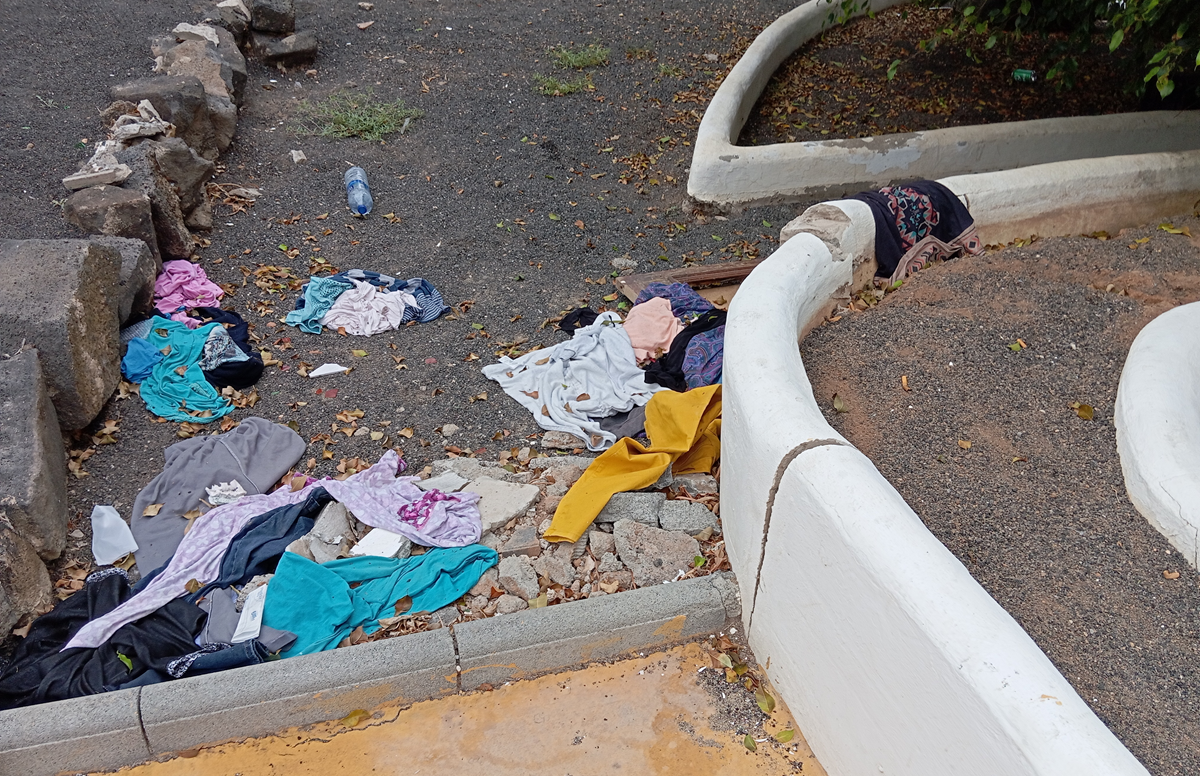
[549,43,610,69]
[300,91,423,141]
[533,73,594,96]
[657,63,684,78]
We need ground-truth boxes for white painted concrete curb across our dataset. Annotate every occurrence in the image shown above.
[687,0,1200,207]
[723,197,1152,773]
[1115,302,1200,570]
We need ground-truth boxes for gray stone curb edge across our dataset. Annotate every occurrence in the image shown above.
[0,573,740,775]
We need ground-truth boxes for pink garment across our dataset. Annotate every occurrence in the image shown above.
[154,261,224,329]
[321,279,415,335]
[622,297,683,362]
[65,451,482,650]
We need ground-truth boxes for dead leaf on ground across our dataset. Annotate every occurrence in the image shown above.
[958,440,972,450]
[1164,570,1181,580]
[832,393,847,413]
[357,20,375,29]
[142,503,164,517]
[1070,402,1095,421]
[340,709,372,727]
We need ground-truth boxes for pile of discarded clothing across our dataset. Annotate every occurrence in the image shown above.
[483,282,724,451]
[286,269,450,335]
[120,260,263,422]
[0,420,496,709]
[850,179,983,286]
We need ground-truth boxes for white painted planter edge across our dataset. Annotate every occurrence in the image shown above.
[1115,303,1200,570]
[688,0,1200,207]
[719,159,1186,771]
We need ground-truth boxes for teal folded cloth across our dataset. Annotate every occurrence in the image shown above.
[139,316,235,423]
[285,276,352,334]
[121,337,163,383]
[263,545,499,658]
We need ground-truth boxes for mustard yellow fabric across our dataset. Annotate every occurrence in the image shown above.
[544,385,722,543]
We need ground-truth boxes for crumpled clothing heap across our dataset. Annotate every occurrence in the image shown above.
[66,451,480,650]
[285,275,353,334]
[483,312,665,451]
[321,279,416,336]
[329,270,450,324]
[634,281,714,320]
[0,569,205,709]
[137,317,235,423]
[623,297,683,363]
[154,261,224,328]
[288,270,450,335]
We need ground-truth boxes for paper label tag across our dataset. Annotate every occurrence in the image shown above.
[232,585,267,643]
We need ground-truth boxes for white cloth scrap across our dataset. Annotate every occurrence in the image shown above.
[482,312,664,451]
[204,480,247,506]
[321,278,419,336]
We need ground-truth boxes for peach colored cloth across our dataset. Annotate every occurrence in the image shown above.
[622,297,683,362]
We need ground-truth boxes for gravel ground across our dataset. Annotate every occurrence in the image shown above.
[0,1,798,588]
[802,214,1200,776]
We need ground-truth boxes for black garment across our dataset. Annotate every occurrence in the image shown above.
[643,310,726,392]
[117,639,276,690]
[597,405,648,442]
[191,487,332,600]
[558,307,600,335]
[194,306,264,390]
[849,179,975,278]
[0,570,205,709]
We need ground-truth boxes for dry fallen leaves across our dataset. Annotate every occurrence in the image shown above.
[142,503,164,517]
[1163,570,1181,580]
[1070,402,1095,421]
[957,440,972,450]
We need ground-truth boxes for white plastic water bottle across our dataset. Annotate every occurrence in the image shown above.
[344,166,373,216]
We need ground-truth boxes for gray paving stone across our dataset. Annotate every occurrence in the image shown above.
[141,628,456,753]
[465,478,540,535]
[497,554,539,600]
[595,491,664,527]
[659,499,720,536]
[499,524,541,558]
[614,519,701,587]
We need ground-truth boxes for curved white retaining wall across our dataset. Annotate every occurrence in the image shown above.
[723,185,1157,773]
[688,0,1200,207]
[1115,303,1200,569]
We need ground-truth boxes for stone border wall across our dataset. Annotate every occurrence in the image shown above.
[686,0,1200,208]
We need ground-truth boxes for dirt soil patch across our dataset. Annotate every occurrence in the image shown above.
[802,214,1200,776]
[739,5,1138,145]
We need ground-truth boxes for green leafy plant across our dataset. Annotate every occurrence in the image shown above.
[533,73,594,96]
[549,43,611,69]
[300,91,423,141]
[923,0,1199,98]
